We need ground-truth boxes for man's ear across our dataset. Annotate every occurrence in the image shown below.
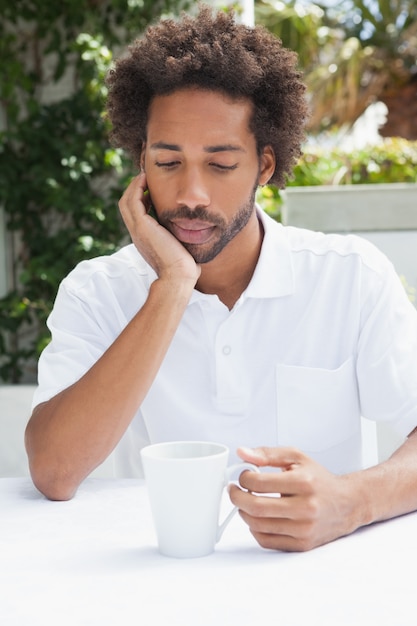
[258,145,275,186]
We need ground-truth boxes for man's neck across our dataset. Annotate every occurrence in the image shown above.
[195,212,264,310]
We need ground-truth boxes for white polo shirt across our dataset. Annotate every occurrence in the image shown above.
[33,210,417,476]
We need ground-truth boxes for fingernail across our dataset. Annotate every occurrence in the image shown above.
[239,446,254,456]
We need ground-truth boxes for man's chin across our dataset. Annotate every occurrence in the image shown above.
[182,242,221,265]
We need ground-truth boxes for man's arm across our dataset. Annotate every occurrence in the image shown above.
[229,428,417,552]
[25,174,199,501]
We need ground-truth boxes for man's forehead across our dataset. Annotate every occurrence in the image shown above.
[147,88,253,122]
[145,88,255,149]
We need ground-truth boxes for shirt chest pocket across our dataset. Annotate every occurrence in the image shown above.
[275,358,361,453]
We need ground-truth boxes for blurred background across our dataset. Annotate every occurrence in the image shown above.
[1,0,416,384]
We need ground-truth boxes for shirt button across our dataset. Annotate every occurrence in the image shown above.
[222,345,232,355]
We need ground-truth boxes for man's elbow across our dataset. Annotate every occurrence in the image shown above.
[27,457,79,501]
[25,439,78,501]
[31,471,77,501]
[25,409,80,501]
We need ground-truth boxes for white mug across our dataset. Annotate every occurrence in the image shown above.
[140,441,259,558]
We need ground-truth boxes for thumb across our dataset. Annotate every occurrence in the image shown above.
[237,446,304,469]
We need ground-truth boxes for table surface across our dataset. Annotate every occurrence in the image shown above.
[1,477,416,626]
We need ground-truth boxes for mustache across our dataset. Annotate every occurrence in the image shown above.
[157,206,225,227]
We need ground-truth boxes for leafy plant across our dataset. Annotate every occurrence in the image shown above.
[0,0,191,383]
[255,0,417,137]
[257,137,417,219]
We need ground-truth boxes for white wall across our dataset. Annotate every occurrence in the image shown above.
[282,184,417,299]
[357,230,417,301]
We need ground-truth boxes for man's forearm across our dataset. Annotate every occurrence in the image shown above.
[353,427,417,526]
[25,278,194,501]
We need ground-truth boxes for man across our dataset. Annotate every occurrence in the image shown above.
[25,6,417,552]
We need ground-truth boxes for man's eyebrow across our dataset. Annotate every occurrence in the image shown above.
[204,144,246,154]
[150,142,181,151]
[149,142,245,153]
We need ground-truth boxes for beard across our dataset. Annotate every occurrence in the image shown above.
[155,182,259,264]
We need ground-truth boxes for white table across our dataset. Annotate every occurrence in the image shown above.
[1,478,415,626]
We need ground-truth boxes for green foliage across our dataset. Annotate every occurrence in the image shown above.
[0,0,191,383]
[321,0,417,68]
[291,138,417,186]
[258,138,417,220]
[255,0,328,72]
[256,0,417,133]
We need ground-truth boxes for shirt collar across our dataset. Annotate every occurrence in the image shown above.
[189,208,294,304]
[243,207,294,299]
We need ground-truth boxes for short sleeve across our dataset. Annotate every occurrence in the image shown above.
[357,256,417,439]
[32,248,150,409]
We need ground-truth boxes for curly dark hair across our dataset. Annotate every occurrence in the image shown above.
[106,5,308,188]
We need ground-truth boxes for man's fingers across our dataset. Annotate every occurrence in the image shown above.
[236,446,319,496]
[229,483,315,524]
[229,484,283,517]
[229,486,322,552]
[238,509,314,538]
[237,446,306,469]
[239,464,316,496]
[119,172,149,217]
[238,470,283,494]
[249,529,316,553]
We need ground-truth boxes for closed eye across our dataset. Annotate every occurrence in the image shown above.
[155,161,180,169]
[210,163,238,171]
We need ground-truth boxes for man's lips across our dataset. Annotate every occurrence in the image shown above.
[170,219,216,244]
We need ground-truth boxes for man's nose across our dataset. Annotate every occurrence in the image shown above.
[176,167,210,209]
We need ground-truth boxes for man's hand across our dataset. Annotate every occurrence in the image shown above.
[229,446,366,552]
[119,173,201,285]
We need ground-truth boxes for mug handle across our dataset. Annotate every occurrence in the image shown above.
[216,462,260,542]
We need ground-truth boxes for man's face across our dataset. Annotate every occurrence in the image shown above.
[141,88,274,264]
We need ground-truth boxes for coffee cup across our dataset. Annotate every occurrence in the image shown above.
[140,441,259,558]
